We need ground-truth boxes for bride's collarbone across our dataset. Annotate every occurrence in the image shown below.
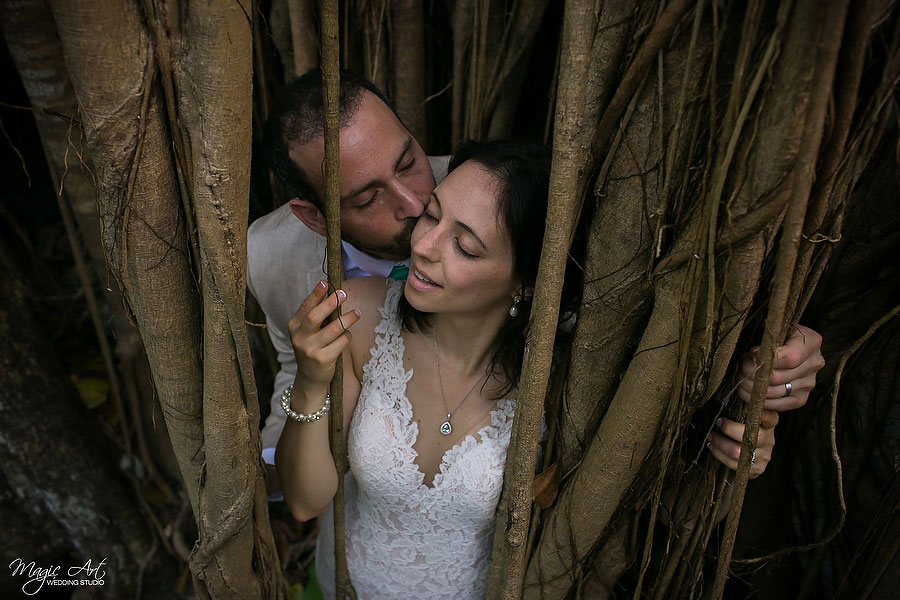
[404,352,497,440]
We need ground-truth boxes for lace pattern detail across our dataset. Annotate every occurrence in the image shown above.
[316,280,516,599]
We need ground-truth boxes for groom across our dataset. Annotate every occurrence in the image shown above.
[249,69,446,475]
[249,68,823,487]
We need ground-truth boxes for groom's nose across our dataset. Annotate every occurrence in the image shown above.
[389,182,426,221]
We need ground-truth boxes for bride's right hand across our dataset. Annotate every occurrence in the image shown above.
[288,280,361,387]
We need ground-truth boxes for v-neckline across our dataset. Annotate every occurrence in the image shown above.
[396,334,512,491]
[399,387,511,490]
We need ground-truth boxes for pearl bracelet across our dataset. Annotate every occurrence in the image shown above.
[280,383,331,422]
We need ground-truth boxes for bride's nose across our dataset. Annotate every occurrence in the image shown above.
[411,223,442,263]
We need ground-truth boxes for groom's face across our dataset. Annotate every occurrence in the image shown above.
[289,91,434,261]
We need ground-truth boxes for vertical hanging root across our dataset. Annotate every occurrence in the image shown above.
[495,2,595,598]
[319,2,355,598]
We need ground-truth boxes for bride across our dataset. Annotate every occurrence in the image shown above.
[276,140,775,599]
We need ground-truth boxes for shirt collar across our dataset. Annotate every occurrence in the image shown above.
[341,240,407,278]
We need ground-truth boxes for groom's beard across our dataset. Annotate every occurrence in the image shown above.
[342,216,417,261]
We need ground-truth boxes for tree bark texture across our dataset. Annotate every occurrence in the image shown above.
[450,0,552,145]
[48,0,206,513]
[711,1,850,594]
[348,0,429,147]
[320,2,354,597]
[732,143,900,598]
[357,0,391,95]
[555,0,641,473]
[524,0,898,597]
[0,0,182,497]
[492,1,596,595]
[45,0,282,597]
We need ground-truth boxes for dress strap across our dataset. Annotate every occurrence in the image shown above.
[365,279,408,374]
[374,279,404,335]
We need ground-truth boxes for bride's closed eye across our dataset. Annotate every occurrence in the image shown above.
[455,241,477,259]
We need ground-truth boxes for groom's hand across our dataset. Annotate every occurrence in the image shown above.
[737,324,825,412]
[708,325,824,478]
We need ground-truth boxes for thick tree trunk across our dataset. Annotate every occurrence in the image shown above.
[556,0,644,473]
[160,3,281,597]
[48,0,206,515]
[46,1,282,597]
[0,0,181,496]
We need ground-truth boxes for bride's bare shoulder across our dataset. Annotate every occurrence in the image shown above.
[340,277,397,359]
[341,276,393,315]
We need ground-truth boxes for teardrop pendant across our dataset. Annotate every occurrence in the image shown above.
[439,420,452,435]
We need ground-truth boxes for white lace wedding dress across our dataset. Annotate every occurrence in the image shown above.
[316,280,516,599]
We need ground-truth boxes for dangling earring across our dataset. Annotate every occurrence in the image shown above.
[509,295,522,318]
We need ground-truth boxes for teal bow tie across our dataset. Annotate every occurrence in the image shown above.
[388,265,409,280]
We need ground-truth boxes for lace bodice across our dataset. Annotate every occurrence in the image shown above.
[316,280,516,599]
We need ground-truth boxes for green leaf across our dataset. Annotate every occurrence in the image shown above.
[303,563,323,600]
[288,583,304,600]
[74,377,108,409]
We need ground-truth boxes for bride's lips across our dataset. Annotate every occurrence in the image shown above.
[407,265,442,291]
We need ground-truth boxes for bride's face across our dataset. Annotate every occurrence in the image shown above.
[404,160,518,318]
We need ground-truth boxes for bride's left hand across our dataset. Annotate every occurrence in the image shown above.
[707,409,779,478]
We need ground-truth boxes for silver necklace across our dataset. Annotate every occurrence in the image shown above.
[432,328,482,435]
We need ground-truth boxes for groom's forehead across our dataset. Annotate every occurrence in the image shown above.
[340,92,408,154]
[291,92,411,184]
[289,90,408,170]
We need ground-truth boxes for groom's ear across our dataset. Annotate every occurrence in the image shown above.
[289,198,328,237]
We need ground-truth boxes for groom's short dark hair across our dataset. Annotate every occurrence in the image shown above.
[263,68,395,210]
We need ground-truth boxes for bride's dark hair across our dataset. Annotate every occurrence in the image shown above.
[398,139,581,397]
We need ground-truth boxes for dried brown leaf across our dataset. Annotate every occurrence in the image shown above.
[533,462,561,509]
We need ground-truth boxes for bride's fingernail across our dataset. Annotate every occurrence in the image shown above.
[337,289,347,302]
[318,280,327,290]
